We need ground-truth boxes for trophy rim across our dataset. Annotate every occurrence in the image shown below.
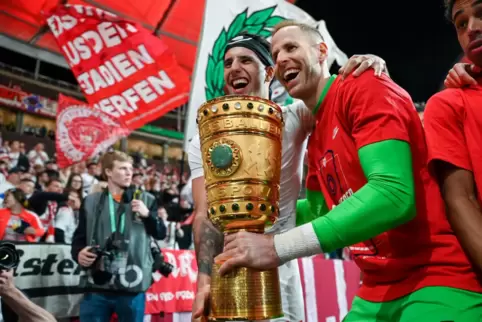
[198,94,283,114]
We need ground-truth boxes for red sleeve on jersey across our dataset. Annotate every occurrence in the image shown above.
[424,90,471,171]
[341,73,412,150]
[0,209,9,240]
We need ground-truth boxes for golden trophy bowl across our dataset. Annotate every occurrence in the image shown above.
[197,95,284,321]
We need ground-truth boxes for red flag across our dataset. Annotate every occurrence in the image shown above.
[45,5,190,130]
[56,95,130,168]
[145,249,197,314]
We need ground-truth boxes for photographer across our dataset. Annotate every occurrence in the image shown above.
[71,151,166,322]
[0,270,55,322]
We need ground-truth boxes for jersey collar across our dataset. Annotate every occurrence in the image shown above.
[312,74,337,116]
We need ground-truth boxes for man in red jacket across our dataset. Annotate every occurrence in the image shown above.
[424,0,482,278]
[217,20,482,321]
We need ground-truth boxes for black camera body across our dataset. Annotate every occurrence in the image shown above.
[0,242,20,271]
[89,233,119,285]
[151,246,173,277]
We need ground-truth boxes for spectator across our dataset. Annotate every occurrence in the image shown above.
[18,178,35,199]
[81,162,98,197]
[1,141,29,172]
[35,171,50,191]
[27,143,49,167]
[27,178,67,243]
[132,173,143,190]
[157,207,183,249]
[0,189,44,242]
[65,173,83,197]
[0,168,25,205]
[130,147,147,169]
[55,189,81,244]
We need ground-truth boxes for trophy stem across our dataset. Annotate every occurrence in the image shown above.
[209,264,282,321]
[208,222,282,321]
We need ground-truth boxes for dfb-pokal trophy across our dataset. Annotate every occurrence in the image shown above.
[197,95,283,321]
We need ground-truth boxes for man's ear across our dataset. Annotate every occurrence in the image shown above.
[318,42,328,63]
[104,168,111,179]
[264,66,274,83]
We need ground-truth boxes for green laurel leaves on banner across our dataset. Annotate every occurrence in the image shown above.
[205,6,286,101]
[227,9,248,40]
[245,6,276,25]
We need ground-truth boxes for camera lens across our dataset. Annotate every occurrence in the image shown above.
[159,261,174,277]
[0,243,19,270]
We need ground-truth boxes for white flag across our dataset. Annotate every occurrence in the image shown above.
[183,0,348,150]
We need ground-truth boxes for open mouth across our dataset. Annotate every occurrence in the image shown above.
[468,34,482,51]
[283,68,300,84]
[231,78,249,90]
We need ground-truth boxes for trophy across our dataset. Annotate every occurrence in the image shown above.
[197,95,284,321]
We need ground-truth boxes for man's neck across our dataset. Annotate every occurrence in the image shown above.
[107,181,125,196]
[304,74,332,112]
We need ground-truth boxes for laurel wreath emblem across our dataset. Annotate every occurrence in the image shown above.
[204,6,285,100]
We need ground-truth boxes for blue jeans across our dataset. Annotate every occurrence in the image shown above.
[79,292,145,322]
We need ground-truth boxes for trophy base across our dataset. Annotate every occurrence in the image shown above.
[208,263,283,321]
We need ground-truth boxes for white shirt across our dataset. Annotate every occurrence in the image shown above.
[81,173,98,197]
[180,176,193,205]
[7,152,19,169]
[188,100,313,233]
[158,220,184,249]
[54,206,78,244]
[27,150,49,166]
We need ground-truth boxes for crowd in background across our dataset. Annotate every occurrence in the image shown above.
[0,137,194,251]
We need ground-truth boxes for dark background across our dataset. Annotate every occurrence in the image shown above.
[297,0,463,102]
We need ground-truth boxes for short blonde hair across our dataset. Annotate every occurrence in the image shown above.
[272,20,324,42]
[101,151,132,179]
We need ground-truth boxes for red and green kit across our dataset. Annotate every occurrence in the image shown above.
[295,73,482,321]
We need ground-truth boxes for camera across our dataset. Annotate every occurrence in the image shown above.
[0,242,19,270]
[151,246,173,277]
[89,233,118,285]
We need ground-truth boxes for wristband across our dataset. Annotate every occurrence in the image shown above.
[273,223,322,264]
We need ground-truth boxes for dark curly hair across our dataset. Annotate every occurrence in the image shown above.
[444,0,455,21]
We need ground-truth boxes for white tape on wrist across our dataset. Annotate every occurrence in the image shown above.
[274,223,322,264]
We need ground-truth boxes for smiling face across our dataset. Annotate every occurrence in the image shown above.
[452,0,482,66]
[271,25,325,101]
[223,46,271,98]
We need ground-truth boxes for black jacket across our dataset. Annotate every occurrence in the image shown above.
[71,186,166,264]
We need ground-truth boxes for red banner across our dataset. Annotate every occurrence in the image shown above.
[56,94,130,168]
[45,4,190,131]
[144,250,361,321]
[145,249,197,314]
